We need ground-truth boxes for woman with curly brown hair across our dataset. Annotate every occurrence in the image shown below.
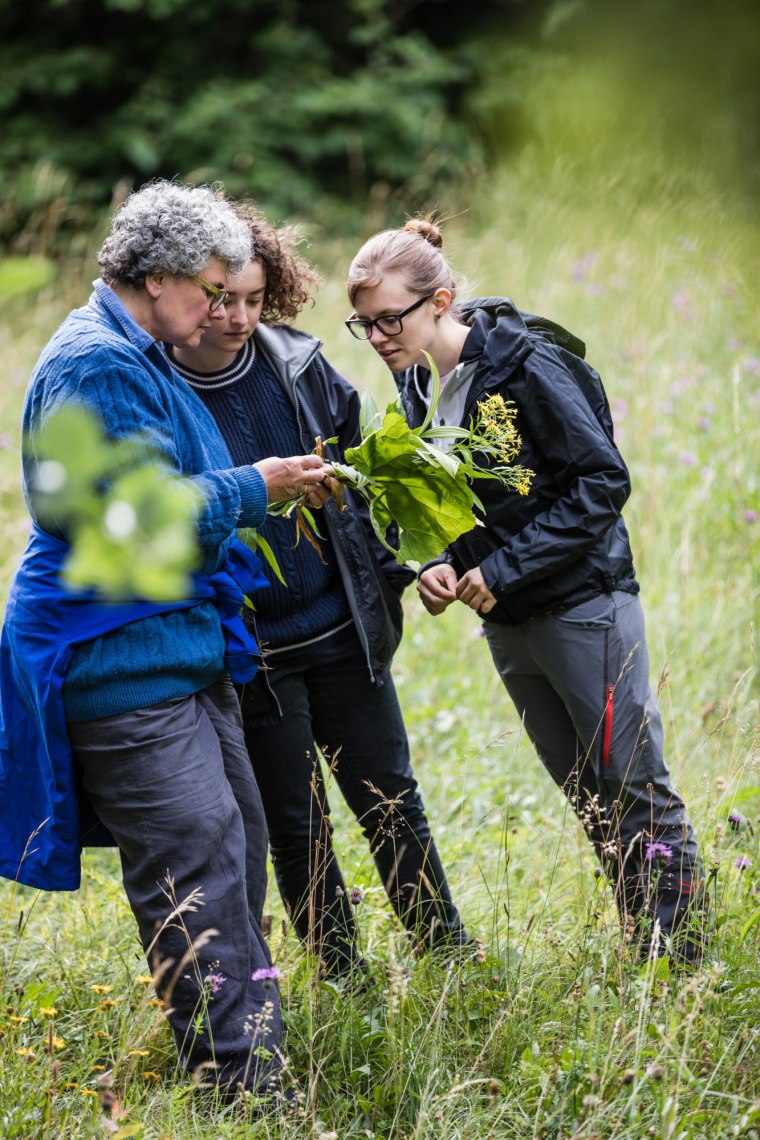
[169,205,467,977]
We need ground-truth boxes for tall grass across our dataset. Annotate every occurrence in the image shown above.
[1,49,759,1140]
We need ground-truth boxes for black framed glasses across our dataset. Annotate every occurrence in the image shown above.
[190,273,229,313]
[345,293,434,340]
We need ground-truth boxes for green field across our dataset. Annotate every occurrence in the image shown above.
[1,50,759,1139]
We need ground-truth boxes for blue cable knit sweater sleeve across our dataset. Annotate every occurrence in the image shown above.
[20,299,269,722]
[25,323,268,548]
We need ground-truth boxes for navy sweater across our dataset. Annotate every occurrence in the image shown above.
[169,339,349,649]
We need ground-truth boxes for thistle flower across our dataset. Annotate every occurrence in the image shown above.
[251,966,282,983]
[734,855,752,871]
[645,841,673,863]
[348,886,364,906]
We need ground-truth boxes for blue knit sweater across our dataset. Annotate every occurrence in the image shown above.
[21,281,269,721]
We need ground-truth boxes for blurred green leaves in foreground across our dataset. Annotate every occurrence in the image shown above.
[26,406,201,600]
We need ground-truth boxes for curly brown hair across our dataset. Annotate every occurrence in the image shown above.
[232,201,321,324]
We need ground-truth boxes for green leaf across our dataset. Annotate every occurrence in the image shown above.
[418,349,441,434]
[359,389,383,438]
[345,410,476,563]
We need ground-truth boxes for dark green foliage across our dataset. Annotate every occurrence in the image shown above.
[0,0,533,252]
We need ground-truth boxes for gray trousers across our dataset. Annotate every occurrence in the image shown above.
[485,591,704,954]
[69,677,282,1092]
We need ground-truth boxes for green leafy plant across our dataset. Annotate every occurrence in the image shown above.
[331,353,534,565]
[26,405,202,600]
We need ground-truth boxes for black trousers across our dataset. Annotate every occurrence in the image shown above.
[240,624,466,974]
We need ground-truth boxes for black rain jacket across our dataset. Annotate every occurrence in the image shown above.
[393,297,639,626]
[256,323,415,677]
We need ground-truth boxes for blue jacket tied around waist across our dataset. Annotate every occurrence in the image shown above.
[0,527,267,892]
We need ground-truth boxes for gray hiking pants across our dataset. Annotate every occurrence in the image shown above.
[484,591,704,955]
[69,678,282,1092]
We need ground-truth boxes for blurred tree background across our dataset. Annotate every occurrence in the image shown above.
[1,0,757,262]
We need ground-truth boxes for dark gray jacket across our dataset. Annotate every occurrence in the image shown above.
[256,323,415,677]
[393,298,639,625]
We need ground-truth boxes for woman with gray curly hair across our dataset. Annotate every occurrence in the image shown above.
[1,179,333,1101]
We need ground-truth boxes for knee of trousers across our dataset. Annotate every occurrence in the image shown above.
[267,813,337,855]
[138,792,244,884]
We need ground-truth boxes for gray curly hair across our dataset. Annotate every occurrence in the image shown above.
[97,180,253,288]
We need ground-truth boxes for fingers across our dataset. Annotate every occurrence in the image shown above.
[455,568,497,613]
[254,455,334,504]
[417,564,458,615]
[304,483,334,509]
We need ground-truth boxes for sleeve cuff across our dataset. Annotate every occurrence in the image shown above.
[233,465,268,529]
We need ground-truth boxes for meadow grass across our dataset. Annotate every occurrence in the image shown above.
[1,59,759,1140]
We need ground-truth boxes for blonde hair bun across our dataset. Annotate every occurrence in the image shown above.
[403,218,443,249]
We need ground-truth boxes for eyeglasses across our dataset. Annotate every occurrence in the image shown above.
[190,274,229,313]
[345,293,434,340]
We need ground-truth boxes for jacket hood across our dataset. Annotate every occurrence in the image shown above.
[458,296,588,369]
[458,297,532,376]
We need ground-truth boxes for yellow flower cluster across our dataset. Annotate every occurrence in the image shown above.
[474,394,534,496]
[476,394,522,464]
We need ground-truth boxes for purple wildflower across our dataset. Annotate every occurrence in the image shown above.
[698,417,711,432]
[743,355,760,375]
[672,288,692,316]
[645,841,673,863]
[251,966,281,983]
[206,972,226,994]
[348,886,364,906]
[678,450,697,467]
[734,855,752,871]
[570,252,597,283]
[745,510,757,525]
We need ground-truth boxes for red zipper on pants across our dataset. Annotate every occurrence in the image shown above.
[602,684,614,766]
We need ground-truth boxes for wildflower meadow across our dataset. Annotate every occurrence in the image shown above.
[1,44,759,1140]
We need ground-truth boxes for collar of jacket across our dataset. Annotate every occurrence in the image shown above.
[408,297,534,425]
[458,297,533,376]
[254,322,322,387]
[90,278,157,354]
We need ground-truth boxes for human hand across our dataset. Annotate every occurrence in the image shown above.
[254,455,334,505]
[303,474,344,511]
[417,563,458,615]
[455,567,497,614]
